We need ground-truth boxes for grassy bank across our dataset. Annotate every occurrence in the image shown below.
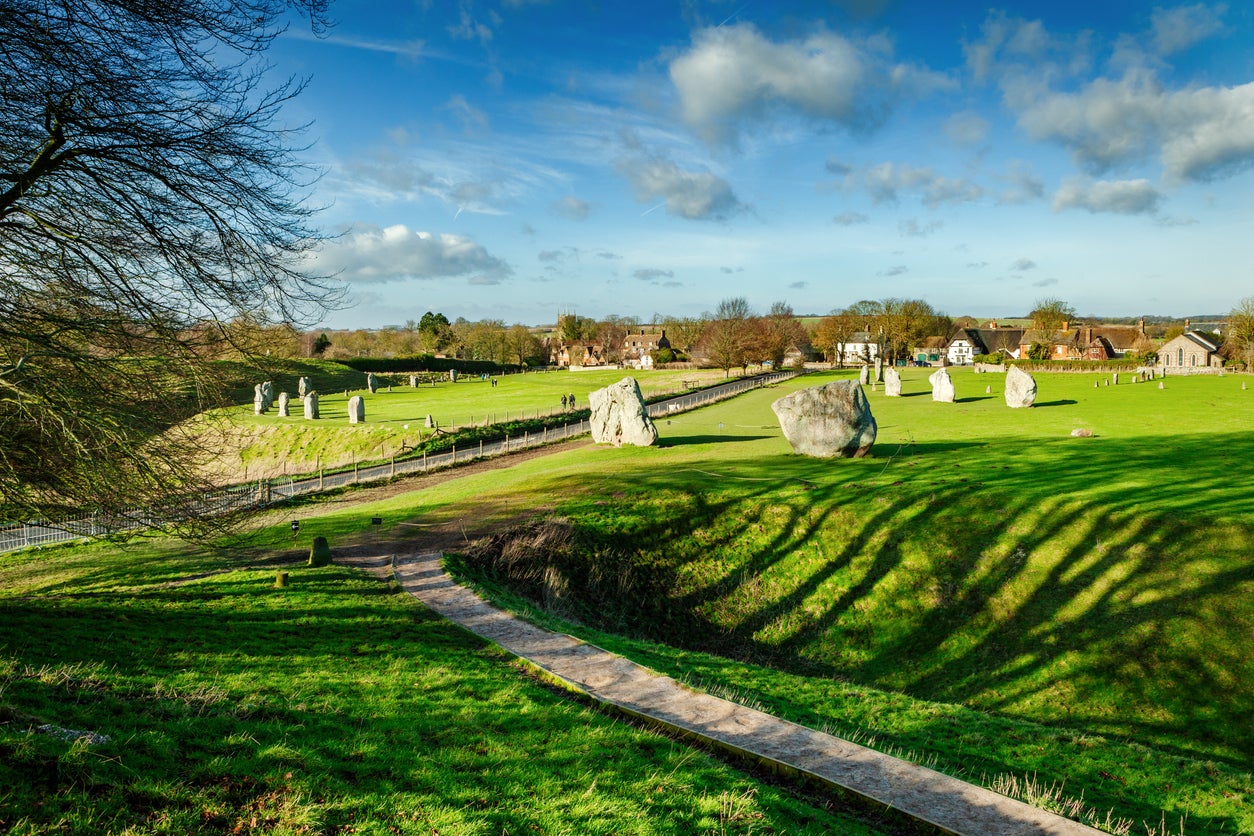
[0,538,886,834]
[436,368,1252,834]
[201,366,735,481]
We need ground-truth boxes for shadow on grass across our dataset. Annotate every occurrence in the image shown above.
[460,429,1254,775]
[659,434,772,447]
[1032,399,1079,407]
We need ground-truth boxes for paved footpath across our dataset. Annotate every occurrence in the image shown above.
[392,551,1105,836]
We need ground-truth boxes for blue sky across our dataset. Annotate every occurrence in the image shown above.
[270,1,1254,328]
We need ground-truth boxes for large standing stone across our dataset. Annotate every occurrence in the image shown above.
[424,414,434,428]
[253,383,269,415]
[1004,366,1037,408]
[450,369,459,382]
[771,381,876,458]
[366,373,377,394]
[858,364,870,385]
[409,375,418,388]
[277,392,290,417]
[873,356,884,382]
[298,376,311,398]
[348,395,365,424]
[884,367,902,397]
[929,368,955,403]
[303,392,319,420]
[589,377,658,447]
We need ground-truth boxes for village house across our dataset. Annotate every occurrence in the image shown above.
[622,328,671,369]
[947,323,1026,364]
[1158,330,1224,369]
[832,330,880,366]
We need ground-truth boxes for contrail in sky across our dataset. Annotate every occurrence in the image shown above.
[641,201,666,217]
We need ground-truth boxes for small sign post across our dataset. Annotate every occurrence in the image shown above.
[290,519,300,546]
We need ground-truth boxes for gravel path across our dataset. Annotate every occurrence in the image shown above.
[388,549,1106,836]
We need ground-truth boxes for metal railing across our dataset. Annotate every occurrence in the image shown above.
[0,370,800,554]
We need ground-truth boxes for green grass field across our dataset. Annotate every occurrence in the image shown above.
[203,366,734,481]
[432,368,1252,835]
[0,539,891,835]
[4,367,1250,834]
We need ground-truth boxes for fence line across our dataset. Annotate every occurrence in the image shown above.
[0,370,799,554]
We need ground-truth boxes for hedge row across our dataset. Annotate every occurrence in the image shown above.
[337,356,522,374]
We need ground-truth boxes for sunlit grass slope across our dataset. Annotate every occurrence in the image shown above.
[429,368,1252,835]
[0,539,882,835]
[201,366,733,481]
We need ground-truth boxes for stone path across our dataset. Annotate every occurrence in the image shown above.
[391,551,1105,836]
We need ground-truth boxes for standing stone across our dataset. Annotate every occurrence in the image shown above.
[986,385,992,394]
[366,373,377,394]
[589,377,658,447]
[298,376,311,398]
[348,395,365,424]
[410,375,418,388]
[858,364,870,385]
[253,383,268,415]
[1004,366,1037,408]
[450,369,459,382]
[884,368,902,397]
[261,381,274,409]
[424,414,434,428]
[277,392,290,417]
[873,356,883,382]
[303,392,319,420]
[1112,373,1119,385]
[929,368,955,403]
[1158,381,1165,390]
[771,381,876,458]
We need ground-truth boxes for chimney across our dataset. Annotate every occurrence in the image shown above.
[1185,318,1191,330]
[990,320,997,329]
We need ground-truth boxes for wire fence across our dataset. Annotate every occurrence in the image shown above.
[0,370,799,554]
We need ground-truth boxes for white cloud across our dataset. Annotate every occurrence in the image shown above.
[634,268,675,281]
[997,160,1046,204]
[1009,257,1037,271]
[853,162,984,207]
[311,224,513,285]
[833,211,870,225]
[899,218,944,237]
[616,155,747,220]
[1052,177,1162,214]
[1020,75,1254,182]
[668,23,952,143]
[943,111,990,145]
[554,195,590,220]
[1152,4,1227,55]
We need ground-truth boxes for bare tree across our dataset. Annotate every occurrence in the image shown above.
[1029,297,1077,332]
[0,0,337,527]
[751,301,807,369]
[813,309,858,367]
[700,297,754,375]
[1227,296,1254,369]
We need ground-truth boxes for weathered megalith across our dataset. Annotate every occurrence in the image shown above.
[771,380,876,458]
[858,364,870,385]
[589,377,658,447]
[348,395,365,424]
[303,392,319,420]
[254,384,268,415]
[1004,366,1037,408]
[409,375,418,388]
[929,368,955,403]
[366,373,377,394]
[277,392,290,417]
[873,356,883,382]
[261,381,274,408]
[884,367,902,396]
[424,414,434,428]
[450,369,459,382]
[308,536,332,567]
[298,376,311,398]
